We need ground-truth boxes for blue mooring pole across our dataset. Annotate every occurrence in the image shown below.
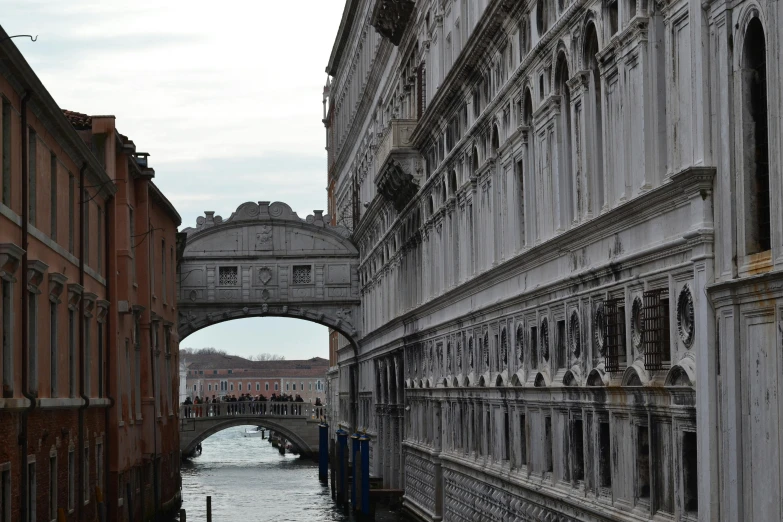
[319,423,329,482]
[336,428,348,504]
[351,433,360,508]
[359,433,370,516]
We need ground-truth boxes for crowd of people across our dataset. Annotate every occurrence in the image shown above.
[181,393,324,418]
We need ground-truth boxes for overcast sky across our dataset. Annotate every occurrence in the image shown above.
[3,0,346,360]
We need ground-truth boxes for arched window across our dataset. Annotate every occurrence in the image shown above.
[471,146,480,177]
[449,170,457,195]
[537,0,549,36]
[743,18,770,254]
[555,53,574,228]
[491,125,500,157]
[583,23,605,212]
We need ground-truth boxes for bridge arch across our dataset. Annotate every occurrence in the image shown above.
[177,201,361,346]
[181,416,319,458]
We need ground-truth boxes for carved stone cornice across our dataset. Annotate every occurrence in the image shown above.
[27,260,49,294]
[48,272,68,303]
[66,283,83,311]
[0,243,23,282]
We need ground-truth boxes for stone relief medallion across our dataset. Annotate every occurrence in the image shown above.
[569,310,581,359]
[516,323,525,364]
[189,290,197,302]
[258,266,273,285]
[261,289,270,301]
[540,317,550,362]
[677,284,695,348]
[594,303,606,356]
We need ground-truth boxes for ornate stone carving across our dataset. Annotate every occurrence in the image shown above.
[500,328,508,366]
[255,225,273,251]
[371,0,415,46]
[594,303,606,356]
[540,317,550,362]
[677,285,695,348]
[257,266,273,285]
[631,296,644,351]
[569,310,581,359]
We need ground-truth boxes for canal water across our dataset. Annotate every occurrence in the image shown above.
[180,425,408,522]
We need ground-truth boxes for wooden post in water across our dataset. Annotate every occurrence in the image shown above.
[179,509,186,522]
[206,496,212,522]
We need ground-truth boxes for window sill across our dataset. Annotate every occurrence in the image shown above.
[740,250,773,277]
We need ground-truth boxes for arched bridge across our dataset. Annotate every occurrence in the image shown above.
[177,201,360,344]
[179,402,325,458]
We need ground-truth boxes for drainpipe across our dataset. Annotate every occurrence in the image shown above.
[19,90,34,522]
[78,162,89,520]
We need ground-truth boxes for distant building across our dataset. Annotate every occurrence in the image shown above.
[0,26,182,522]
[183,354,328,403]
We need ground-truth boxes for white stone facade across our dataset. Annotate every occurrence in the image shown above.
[324,0,782,520]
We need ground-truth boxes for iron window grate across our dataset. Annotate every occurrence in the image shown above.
[642,289,670,371]
[604,298,626,373]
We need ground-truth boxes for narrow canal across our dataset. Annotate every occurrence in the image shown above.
[180,426,408,522]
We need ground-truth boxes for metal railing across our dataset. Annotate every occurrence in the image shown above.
[180,401,326,420]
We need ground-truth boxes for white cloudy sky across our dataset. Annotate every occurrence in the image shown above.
[3,0,346,360]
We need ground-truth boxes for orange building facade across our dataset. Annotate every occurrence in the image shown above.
[0,29,182,522]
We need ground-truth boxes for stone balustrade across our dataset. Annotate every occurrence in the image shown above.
[180,401,326,420]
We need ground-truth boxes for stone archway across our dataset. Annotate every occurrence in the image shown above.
[177,201,360,345]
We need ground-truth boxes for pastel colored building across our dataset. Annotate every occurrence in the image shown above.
[0,26,182,522]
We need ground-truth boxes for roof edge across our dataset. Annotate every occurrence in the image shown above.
[325,0,360,76]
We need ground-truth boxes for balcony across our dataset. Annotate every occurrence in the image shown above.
[371,0,415,46]
[374,119,422,211]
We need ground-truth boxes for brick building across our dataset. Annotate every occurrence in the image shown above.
[0,26,182,522]
[183,354,328,403]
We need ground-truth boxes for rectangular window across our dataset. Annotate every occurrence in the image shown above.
[161,240,166,303]
[28,291,37,393]
[208,384,212,391]
[1,99,10,206]
[503,411,510,461]
[83,193,89,267]
[519,414,527,467]
[544,416,553,473]
[572,419,585,482]
[84,318,91,397]
[2,280,12,397]
[68,175,75,254]
[26,460,35,522]
[97,323,103,398]
[642,289,670,370]
[238,383,242,391]
[604,298,626,372]
[69,310,75,398]
[265,383,269,391]
[230,383,234,391]
[49,456,56,521]
[97,207,102,275]
[274,383,278,391]
[637,424,650,501]
[28,129,36,227]
[0,464,10,522]
[83,446,89,503]
[50,303,57,397]
[67,450,74,511]
[557,319,567,369]
[256,383,260,391]
[598,421,612,489]
[50,154,57,240]
[682,431,698,513]
[218,266,238,286]
[292,265,312,284]
[129,208,136,283]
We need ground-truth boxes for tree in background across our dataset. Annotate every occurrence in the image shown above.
[249,353,286,361]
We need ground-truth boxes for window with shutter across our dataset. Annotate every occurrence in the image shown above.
[642,289,670,371]
[604,298,626,372]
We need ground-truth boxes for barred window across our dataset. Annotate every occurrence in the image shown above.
[293,265,312,284]
[218,266,238,286]
[603,298,626,372]
[642,289,670,371]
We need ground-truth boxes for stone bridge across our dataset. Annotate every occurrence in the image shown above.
[179,402,325,458]
[177,201,360,344]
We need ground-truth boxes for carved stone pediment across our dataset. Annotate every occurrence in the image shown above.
[0,243,24,281]
[48,272,68,303]
[27,260,49,293]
